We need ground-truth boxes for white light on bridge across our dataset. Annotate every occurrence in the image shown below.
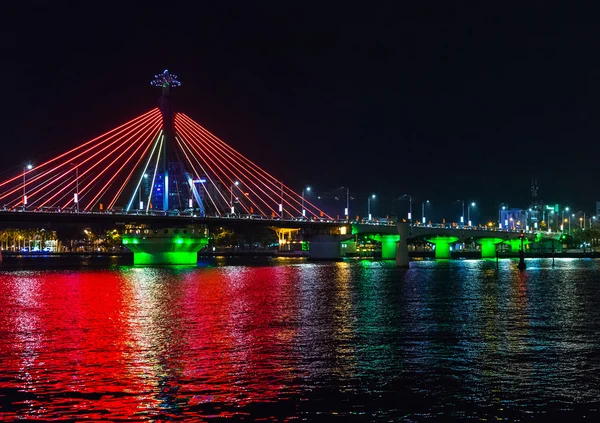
[188,198,193,208]
[74,193,78,203]
[302,209,306,217]
[139,201,144,209]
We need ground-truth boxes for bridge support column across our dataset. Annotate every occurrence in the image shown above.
[272,227,300,252]
[122,226,209,265]
[308,234,342,260]
[396,222,409,267]
[368,234,400,259]
[425,236,459,259]
[477,238,504,258]
[505,239,523,253]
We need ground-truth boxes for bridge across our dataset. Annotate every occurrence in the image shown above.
[0,70,548,266]
[0,207,543,266]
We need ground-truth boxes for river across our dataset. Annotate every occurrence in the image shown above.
[1,257,599,421]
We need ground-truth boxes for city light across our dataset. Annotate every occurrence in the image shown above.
[368,194,376,221]
[468,201,476,227]
[422,200,430,225]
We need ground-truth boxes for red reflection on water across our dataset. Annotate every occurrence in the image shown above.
[0,267,304,420]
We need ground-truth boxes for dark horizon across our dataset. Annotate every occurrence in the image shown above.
[3,2,600,220]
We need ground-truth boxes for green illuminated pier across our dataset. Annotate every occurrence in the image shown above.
[425,236,459,259]
[122,225,209,265]
[477,237,504,258]
[368,234,400,259]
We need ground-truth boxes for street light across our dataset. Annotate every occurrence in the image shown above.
[499,203,507,229]
[422,200,429,225]
[367,194,376,221]
[23,163,33,210]
[468,202,475,227]
[140,173,148,211]
[230,181,239,214]
[401,194,412,224]
[562,207,569,225]
[301,186,311,217]
[70,162,79,213]
[570,213,574,232]
[345,187,350,221]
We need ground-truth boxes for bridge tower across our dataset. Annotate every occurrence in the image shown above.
[114,71,209,265]
[150,70,185,211]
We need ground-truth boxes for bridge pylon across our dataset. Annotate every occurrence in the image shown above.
[151,69,185,212]
[476,237,505,258]
[424,236,459,259]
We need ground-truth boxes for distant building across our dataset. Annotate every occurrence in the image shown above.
[499,208,525,231]
[596,201,600,217]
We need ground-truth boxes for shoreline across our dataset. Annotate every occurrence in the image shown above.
[0,250,598,266]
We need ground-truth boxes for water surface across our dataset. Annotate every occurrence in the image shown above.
[1,258,599,421]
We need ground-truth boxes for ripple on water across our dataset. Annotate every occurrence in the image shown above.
[0,257,599,420]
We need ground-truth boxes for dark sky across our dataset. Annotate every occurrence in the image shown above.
[3,1,599,221]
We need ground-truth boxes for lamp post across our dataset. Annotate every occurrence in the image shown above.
[23,163,32,210]
[140,173,148,211]
[338,186,351,221]
[422,200,429,225]
[401,194,412,224]
[562,207,569,227]
[280,181,284,219]
[301,186,311,217]
[499,204,507,229]
[70,162,79,213]
[230,181,239,214]
[460,200,465,227]
[468,202,475,227]
[367,194,375,221]
[570,214,574,232]
[345,187,350,221]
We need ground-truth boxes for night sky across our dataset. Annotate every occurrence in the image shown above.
[3,2,600,221]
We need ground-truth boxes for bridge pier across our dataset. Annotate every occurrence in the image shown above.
[477,237,504,258]
[272,227,301,252]
[425,236,459,259]
[396,222,409,267]
[504,238,526,252]
[122,225,209,265]
[368,234,400,259]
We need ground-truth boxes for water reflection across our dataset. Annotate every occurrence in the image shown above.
[0,258,599,420]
